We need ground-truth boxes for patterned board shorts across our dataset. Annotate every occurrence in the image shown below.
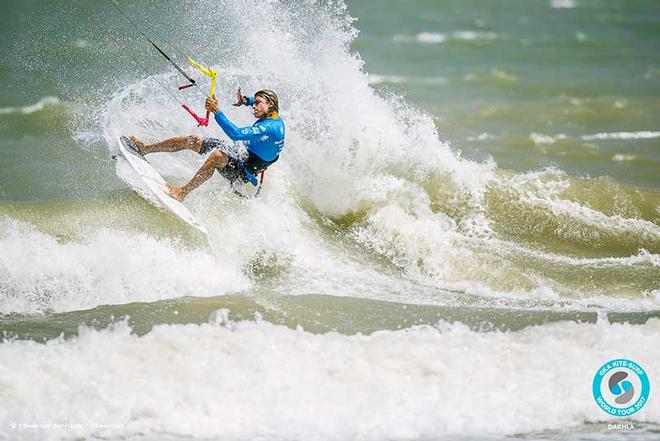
[199,138,247,182]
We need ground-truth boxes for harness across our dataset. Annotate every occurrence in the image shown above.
[242,153,278,184]
[233,153,278,198]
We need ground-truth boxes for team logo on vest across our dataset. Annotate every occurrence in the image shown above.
[592,359,650,416]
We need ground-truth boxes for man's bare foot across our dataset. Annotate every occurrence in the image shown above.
[128,136,147,154]
[166,183,185,202]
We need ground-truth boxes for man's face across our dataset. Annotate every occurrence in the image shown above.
[252,96,271,118]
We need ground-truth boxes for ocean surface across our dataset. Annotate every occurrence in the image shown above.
[0,0,659,440]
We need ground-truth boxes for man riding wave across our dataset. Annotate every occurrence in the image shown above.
[129,88,284,201]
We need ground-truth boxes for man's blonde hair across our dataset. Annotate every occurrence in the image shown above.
[255,89,279,113]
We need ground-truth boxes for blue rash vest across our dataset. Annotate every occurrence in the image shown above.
[213,98,285,163]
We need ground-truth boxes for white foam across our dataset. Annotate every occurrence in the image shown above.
[340,161,659,308]
[0,202,450,313]
[1,318,659,440]
[531,132,558,145]
[393,31,497,45]
[368,74,448,85]
[0,96,61,115]
[0,218,249,314]
[367,73,408,84]
[506,169,660,239]
[467,132,494,141]
[525,131,660,145]
[582,131,660,141]
[612,153,637,162]
[392,34,416,43]
[551,0,576,8]
[451,31,498,41]
[417,32,448,44]
[499,242,659,269]
[530,133,569,145]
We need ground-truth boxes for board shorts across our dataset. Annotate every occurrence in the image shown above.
[200,138,278,184]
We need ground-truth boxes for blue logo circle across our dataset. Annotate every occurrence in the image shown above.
[592,359,650,416]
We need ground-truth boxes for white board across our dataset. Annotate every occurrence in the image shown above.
[115,136,209,237]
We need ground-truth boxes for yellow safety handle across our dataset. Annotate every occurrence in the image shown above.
[188,57,217,96]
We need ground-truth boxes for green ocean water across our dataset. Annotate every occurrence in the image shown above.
[1,1,660,440]
[351,0,660,186]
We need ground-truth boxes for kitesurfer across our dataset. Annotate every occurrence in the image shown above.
[129,88,284,201]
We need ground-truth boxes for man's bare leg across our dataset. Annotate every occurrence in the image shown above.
[128,135,203,154]
[167,150,228,201]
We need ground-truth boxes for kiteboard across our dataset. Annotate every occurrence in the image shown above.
[115,136,209,236]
